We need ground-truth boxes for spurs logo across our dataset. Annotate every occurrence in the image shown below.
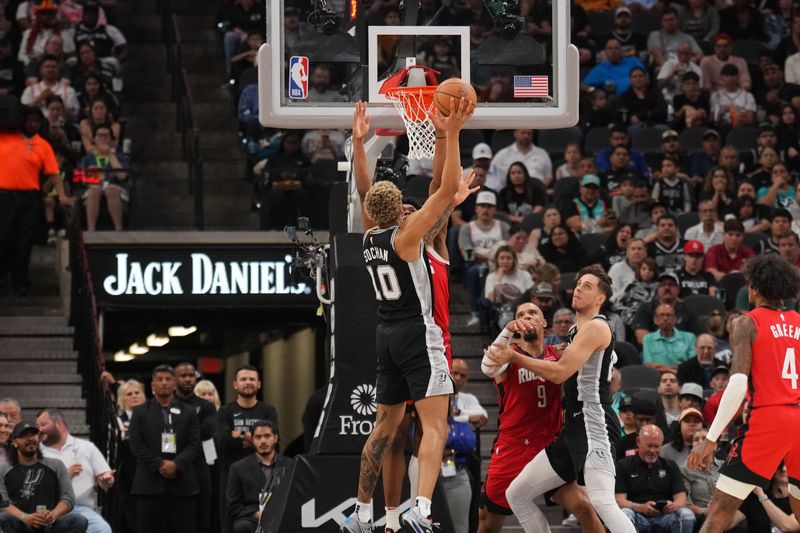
[20,468,44,500]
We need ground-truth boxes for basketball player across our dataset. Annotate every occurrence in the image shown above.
[479,301,604,533]
[486,264,636,533]
[687,254,800,533]
[341,97,474,533]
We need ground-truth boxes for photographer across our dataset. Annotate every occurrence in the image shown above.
[615,425,695,532]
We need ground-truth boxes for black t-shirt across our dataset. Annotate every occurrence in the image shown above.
[615,455,686,503]
[3,462,62,513]
[647,239,684,272]
[227,1,266,32]
[218,401,279,468]
[677,267,717,297]
[617,432,638,460]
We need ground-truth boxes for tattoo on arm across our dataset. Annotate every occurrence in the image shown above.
[424,206,455,244]
[730,315,755,376]
[357,411,390,501]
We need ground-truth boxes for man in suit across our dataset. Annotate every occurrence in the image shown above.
[226,420,291,533]
[128,365,201,533]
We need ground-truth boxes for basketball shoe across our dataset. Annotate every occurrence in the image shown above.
[341,512,374,532]
[401,507,435,533]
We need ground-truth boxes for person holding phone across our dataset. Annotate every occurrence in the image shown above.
[615,424,696,532]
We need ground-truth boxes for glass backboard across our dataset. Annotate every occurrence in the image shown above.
[258,0,579,129]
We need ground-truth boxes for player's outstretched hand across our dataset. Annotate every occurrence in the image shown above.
[352,101,371,142]
[687,438,716,471]
[485,344,515,366]
[430,107,446,135]
[453,169,480,206]
[443,97,474,133]
[504,317,536,335]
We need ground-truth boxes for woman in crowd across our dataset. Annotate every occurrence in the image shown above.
[195,380,221,410]
[505,226,545,273]
[78,72,120,121]
[617,257,659,331]
[538,223,588,273]
[618,67,668,129]
[602,223,632,268]
[498,162,546,224]
[529,205,560,248]
[80,96,121,153]
[71,42,118,91]
[747,146,780,190]
[697,167,735,213]
[115,379,146,533]
[661,409,705,464]
[730,195,770,234]
[555,142,583,180]
[484,244,534,326]
[757,162,794,208]
[18,0,74,65]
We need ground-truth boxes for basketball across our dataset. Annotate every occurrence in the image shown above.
[433,78,477,117]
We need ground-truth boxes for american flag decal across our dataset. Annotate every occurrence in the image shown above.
[513,75,549,98]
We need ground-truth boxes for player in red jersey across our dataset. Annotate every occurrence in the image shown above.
[479,302,604,533]
[688,254,800,532]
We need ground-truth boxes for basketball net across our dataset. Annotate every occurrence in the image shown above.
[379,65,439,160]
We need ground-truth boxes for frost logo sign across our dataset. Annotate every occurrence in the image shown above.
[339,384,376,435]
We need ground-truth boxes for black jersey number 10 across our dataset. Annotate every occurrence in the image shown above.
[366,265,401,301]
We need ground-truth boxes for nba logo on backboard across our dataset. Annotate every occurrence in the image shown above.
[289,56,309,100]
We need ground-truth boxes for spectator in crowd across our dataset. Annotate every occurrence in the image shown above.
[747,142,780,191]
[643,303,697,373]
[778,231,800,267]
[73,1,127,62]
[71,43,118,93]
[217,365,279,533]
[678,383,704,412]
[0,37,24,97]
[661,408,705,466]
[685,203,723,251]
[128,365,201,533]
[696,167,733,216]
[449,143,494,228]
[758,164,794,209]
[618,67,668,128]
[580,87,616,130]
[652,130,690,179]
[222,0,265,70]
[611,175,637,214]
[544,308,575,345]
[301,129,345,162]
[114,379,145,533]
[704,218,755,281]
[230,33,262,85]
[595,124,650,178]
[758,208,793,255]
[651,156,692,215]
[307,65,345,103]
[554,142,583,180]
[730,194,771,234]
[564,174,609,234]
[23,34,71,87]
[609,237,646,299]
[618,397,660,460]
[764,0,794,50]
[648,8,703,70]
[485,129,552,191]
[718,145,745,183]
[647,214,683,272]
[77,73,119,122]
[619,396,638,438]
[657,43,703,105]
[79,96,121,154]
[710,64,757,128]
[678,334,726,389]
[719,0,764,41]
[658,370,682,426]
[634,271,698,346]
[0,399,22,426]
[672,72,711,130]
[752,466,800,533]
[515,279,560,329]
[602,223,633,268]
[618,256,659,331]
[0,413,11,467]
[529,206,560,249]
[78,125,128,232]
[0,101,72,296]
[0,422,88,533]
[58,0,108,29]
[20,54,79,119]
[602,146,642,198]
[616,425,696,532]
[485,245,533,326]
[702,365,731,425]
[700,33,751,92]
[538,222,588,274]
[582,37,645,95]
[676,240,718,298]
[37,409,114,533]
[600,6,647,60]
[498,162,546,223]
[444,359,485,533]
[194,380,222,410]
[678,0,719,43]
[259,132,314,230]
[620,181,653,229]
[757,62,800,118]
[226,420,290,533]
[17,1,75,66]
[505,227,545,273]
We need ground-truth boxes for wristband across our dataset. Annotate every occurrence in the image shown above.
[758,494,769,503]
[20,514,26,521]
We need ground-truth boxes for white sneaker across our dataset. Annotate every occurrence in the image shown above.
[466,314,480,327]
[47,229,56,245]
[562,513,579,527]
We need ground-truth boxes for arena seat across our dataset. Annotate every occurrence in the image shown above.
[537,127,583,162]
[677,212,700,238]
[522,212,543,234]
[719,272,746,310]
[490,129,514,154]
[583,127,611,155]
[679,128,709,155]
[631,128,664,154]
[620,365,661,390]
[614,341,642,368]
[552,176,579,207]
[683,294,726,334]
[725,127,759,152]
[743,231,767,251]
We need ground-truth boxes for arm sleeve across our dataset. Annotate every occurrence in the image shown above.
[582,65,603,87]
[20,86,33,105]
[706,373,748,442]
[89,443,112,477]
[704,248,719,270]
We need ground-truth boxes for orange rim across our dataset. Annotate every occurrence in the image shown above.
[385,85,438,121]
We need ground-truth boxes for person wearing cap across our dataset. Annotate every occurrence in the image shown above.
[678,334,726,389]
[633,271,699,346]
[485,129,552,192]
[710,63,757,128]
[685,202,724,251]
[643,303,697,373]
[652,156,693,216]
[699,33,751,93]
[618,396,638,437]
[676,239,718,298]
[582,37,646,96]
[701,365,730,425]
[647,7,703,70]
[678,383,705,411]
[662,408,706,465]
[599,6,648,61]
[657,42,704,106]
[615,425,696,532]
[17,1,76,66]
[0,422,88,533]
[652,130,690,179]
[595,124,652,179]
[563,174,608,235]
[618,397,660,460]
[647,214,683,271]
[704,218,756,282]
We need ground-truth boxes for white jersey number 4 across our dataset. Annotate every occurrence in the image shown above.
[783,347,799,390]
[367,265,401,301]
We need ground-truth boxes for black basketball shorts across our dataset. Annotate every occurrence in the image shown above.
[375,318,452,405]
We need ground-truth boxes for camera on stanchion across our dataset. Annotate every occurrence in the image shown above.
[285,217,330,303]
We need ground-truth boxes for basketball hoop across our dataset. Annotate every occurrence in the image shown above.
[384,85,437,160]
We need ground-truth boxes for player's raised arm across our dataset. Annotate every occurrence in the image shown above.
[352,101,376,229]
[395,98,473,261]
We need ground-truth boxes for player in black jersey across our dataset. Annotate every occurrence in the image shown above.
[487,265,635,533]
[341,98,474,533]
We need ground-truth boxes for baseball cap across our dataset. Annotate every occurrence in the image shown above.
[684,240,704,255]
[679,382,704,401]
[34,0,57,13]
[658,271,680,285]
[619,395,635,411]
[615,5,632,16]
[703,129,721,140]
[472,142,492,160]
[11,422,39,440]
[581,174,601,187]
[661,130,679,140]
[679,407,704,423]
[533,281,556,299]
[475,190,496,206]
[712,365,729,377]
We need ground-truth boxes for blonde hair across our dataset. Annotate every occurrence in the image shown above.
[117,379,144,413]
[364,181,403,227]
[194,380,221,410]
